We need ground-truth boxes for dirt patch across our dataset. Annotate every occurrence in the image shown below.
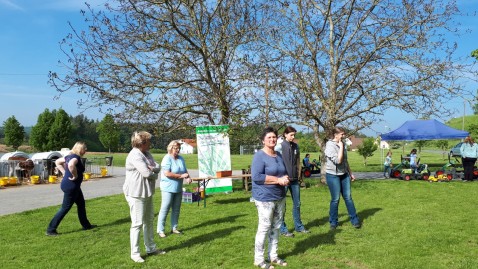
[0,144,33,153]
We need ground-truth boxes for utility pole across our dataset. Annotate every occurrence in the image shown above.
[265,66,269,127]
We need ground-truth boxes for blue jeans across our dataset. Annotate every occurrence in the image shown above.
[383,165,391,177]
[325,173,360,227]
[280,180,306,233]
[47,188,91,232]
[157,191,183,233]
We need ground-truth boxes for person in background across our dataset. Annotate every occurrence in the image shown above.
[324,127,361,230]
[383,151,392,178]
[460,136,478,182]
[279,126,309,238]
[46,142,95,236]
[409,148,418,173]
[157,140,192,238]
[123,131,165,263]
[251,127,289,269]
[303,153,316,170]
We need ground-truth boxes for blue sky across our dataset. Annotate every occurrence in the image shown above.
[0,0,477,136]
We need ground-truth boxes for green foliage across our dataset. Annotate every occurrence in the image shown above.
[69,114,105,152]
[472,49,478,60]
[47,109,72,150]
[435,140,449,150]
[3,116,24,150]
[295,132,320,153]
[29,109,56,151]
[474,89,478,115]
[356,138,378,166]
[228,124,263,154]
[390,142,402,149]
[96,114,120,153]
[413,140,430,153]
[447,115,478,139]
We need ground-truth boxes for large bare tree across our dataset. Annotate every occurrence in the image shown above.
[262,0,477,149]
[49,0,268,133]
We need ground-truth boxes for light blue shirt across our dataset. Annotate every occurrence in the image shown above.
[460,143,478,158]
[410,153,417,166]
[160,154,187,193]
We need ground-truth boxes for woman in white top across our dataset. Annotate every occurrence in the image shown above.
[123,131,165,263]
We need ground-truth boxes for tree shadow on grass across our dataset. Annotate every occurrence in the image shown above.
[214,197,251,204]
[284,207,382,257]
[336,207,382,226]
[304,215,331,228]
[282,229,343,257]
[186,214,247,231]
[102,216,131,228]
[165,226,246,252]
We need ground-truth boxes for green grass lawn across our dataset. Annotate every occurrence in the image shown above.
[1,179,477,268]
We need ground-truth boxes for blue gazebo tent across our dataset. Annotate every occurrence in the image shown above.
[380,119,469,141]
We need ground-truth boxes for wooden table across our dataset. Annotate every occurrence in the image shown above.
[191,174,251,207]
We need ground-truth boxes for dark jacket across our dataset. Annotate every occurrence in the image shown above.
[281,140,300,181]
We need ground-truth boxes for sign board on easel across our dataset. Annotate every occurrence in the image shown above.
[196,125,232,194]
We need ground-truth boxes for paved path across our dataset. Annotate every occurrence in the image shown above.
[0,168,385,216]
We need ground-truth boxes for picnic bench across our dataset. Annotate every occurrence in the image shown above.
[191,172,252,207]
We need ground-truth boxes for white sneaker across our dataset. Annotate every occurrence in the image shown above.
[131,256,145,263]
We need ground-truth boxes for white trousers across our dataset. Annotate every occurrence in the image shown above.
[254,198,286,264]
[125,195,157,259]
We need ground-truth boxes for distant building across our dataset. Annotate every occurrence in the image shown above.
[379,140,390,149]
[178,139,196,154]
[348,136,363,151]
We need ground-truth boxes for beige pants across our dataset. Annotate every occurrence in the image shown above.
[125,195,157,260]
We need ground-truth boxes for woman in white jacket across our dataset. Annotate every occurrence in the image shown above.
[123,131,165,263]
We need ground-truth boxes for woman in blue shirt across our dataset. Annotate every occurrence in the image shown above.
[251,127,289,268]
[46,142,95,236]
[157,140,192,237]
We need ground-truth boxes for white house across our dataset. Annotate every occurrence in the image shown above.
[179,139,196,154]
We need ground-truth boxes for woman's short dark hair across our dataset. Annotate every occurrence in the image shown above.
[283,126,297,136]
[260,127,278,141]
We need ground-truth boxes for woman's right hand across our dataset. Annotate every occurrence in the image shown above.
[278,175,290,186]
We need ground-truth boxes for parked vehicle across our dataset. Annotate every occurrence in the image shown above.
[389,155,430,181]
[449,142,463,157]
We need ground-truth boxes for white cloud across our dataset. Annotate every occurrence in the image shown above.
[41,0,108,11]
[0,0,24,10]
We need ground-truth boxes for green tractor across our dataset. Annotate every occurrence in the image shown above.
[389,155,430,181]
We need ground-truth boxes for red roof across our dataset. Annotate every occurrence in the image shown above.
[181,139,197,148]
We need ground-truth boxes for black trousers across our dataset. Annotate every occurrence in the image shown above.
[47,188,91,232]
[462,157,477,181]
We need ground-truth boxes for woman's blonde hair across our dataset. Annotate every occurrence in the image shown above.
[70,141,87,156]
[131,131,152,148]
[166,140,181,154]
